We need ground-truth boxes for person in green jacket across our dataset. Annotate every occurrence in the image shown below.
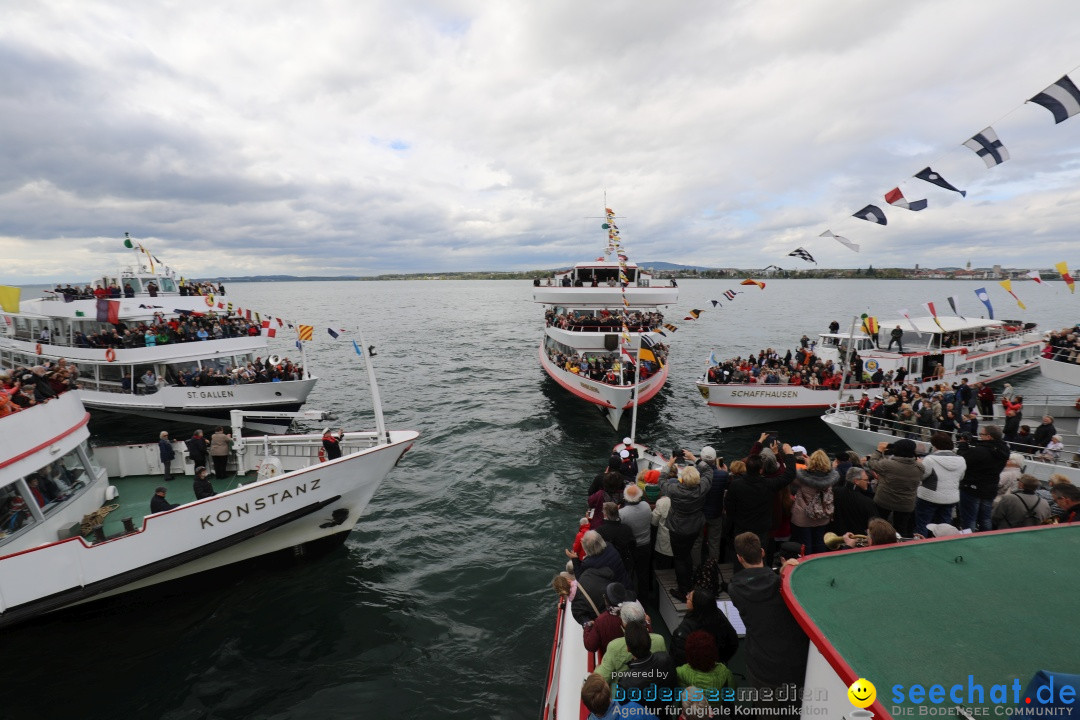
[676,629,736,693]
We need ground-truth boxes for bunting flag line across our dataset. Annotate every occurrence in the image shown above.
[723,290,738,301]
[710,300,720,307]
[740,278,766,289]
[261,320,276,338]
[853,204,887,225]
[788,247,816,263]
[820,229,860,252]
[946,296,966,319]
[860,314,878,336]
[898,309,920,333]
[964,126,1009,168]
[924,302,945,331]
[1026,270,1043,284]
[663,323,679,333]
[1028,75,1080,124]
[914,167,967,198]
[684,309,702,320]
[352,340,364,357]
[327,328,340,339]
[999,279,1026,310]
[974,288,994,319]
[0,285,21,313]
[1056,262,1075,293]
[297,325,314,341]
[884,187,927,212]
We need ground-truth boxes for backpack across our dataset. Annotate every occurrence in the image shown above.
[804,486,835,521]
[1011,493,1043,528]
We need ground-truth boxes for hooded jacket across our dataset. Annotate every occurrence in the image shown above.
[867,450,921,512]
[662,473,713,536]
[790,468,840,528]
[916,450,966,506]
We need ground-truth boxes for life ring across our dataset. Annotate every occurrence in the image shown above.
[105,348,117,362]
[864,359,879,372]
[35,343,42,355]
[205,295,214,307]
[317,447,327,463]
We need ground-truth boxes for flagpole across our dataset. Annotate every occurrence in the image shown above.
[833,315,859,417]
[630,333,642,444]
[353,325,388,443]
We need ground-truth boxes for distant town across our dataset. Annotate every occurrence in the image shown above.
[217,262,1066,283]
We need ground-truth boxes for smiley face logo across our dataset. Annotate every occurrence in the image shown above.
[847,678,876,708]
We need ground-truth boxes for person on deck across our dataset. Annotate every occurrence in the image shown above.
[866,439,921,537]
[158,431,175,482]
[957,424,1010,532]
[192,466,216,500]
[1051,483,1080,523]
[321,427,344,461]
[913,432,966,538]
[887,325,904,353]
[668,586,738,668]
[150,486,178,513]
[661,463,712,603]
[186,429,210,471]
[210,426,233,478]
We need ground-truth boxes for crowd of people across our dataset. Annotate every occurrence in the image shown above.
[547,346,666,386]
[554,428,1080,718]
[0,360,78,416]
[1044,325,1080,364]
[546,310,665,334]
[69,313,268,350]
[50,280,224,300]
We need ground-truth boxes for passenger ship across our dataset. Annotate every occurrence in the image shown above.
[534,231,678,430]
[696,316,1043,429]
[0,376,417,629]
[0,258,316,433]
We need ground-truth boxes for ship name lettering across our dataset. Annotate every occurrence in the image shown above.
[730,390,798,399]
[198,480,320,529]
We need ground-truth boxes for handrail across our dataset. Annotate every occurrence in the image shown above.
[825,409,1080,463]
[540,597,567,720]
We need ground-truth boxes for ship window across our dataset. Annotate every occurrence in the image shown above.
[126,278,143,293]
[159,278,177,293]
[0,486,36,542]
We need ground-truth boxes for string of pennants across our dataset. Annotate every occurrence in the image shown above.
[782,70,1080,261]
[859,271,1077,335]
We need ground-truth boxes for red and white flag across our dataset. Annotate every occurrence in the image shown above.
[924,301,944,331]
[885,188,928,211]
[261,320,276,338]
[1026,270,1043,284]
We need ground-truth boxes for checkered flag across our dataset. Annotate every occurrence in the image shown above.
[788,247,816,264]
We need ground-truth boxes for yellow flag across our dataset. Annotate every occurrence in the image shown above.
[1056,262,1075,293]
[0,286,20,313]
[999,279,1026,310]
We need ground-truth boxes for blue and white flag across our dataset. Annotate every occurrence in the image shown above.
[915,167,966,198]
[964,127,1009,168]
[708,351,720,366]
[1028,75,1080,124]
[974,287,994,319]
[853,204,887,225]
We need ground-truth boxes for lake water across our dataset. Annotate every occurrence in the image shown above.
[3,278,1074,719]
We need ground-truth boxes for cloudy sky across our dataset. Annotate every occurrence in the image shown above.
[2,0,1079,282]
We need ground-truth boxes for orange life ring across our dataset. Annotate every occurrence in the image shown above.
[105,348,117,362]
[318,447,327,463]
[205,295,214,307]
[35,343,42,355]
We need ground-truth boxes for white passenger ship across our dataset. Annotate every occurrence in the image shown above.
[0,258,316,432]
[696,316,1043,429]
[0,375,416,628]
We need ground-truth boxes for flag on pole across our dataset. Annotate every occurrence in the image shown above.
[860,314,878,335]
[820,229,860,252]
[297,325,313,341]
[1028,75,1080,124]
[0,286,21,313]
[620,345,636,365]
[974,288,994,319]
[898,309,919,333]
[999,279,1026,310]
[914,167,967,197]
[1026,270,1043,284]
[1056,262,1075,293]
[708,351,719,367]
[964,127,1009,167]
[788,247,816,263]
[884,188,928,211]
[740,278,765,289]
[853,205,887,225]
[924,302,945,331]
[946,296,966,319]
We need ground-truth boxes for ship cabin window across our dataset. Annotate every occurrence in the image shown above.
[125,277,144,293]
[576,267,636,285]
[158,277,177,293]
[165,360,201,385]
[0,485,37,540]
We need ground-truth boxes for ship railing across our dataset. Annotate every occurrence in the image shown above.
[824,408,1080,467]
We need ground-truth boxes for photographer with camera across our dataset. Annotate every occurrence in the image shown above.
[661,450,713,603]
[724,433,797,566]
[956,424,1010,532]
